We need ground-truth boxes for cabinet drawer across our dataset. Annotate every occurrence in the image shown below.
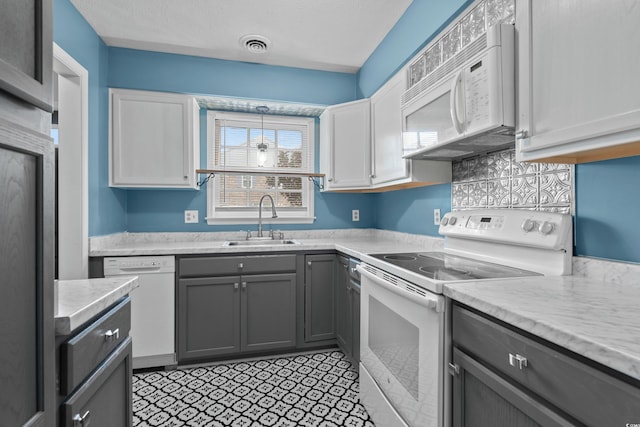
[61,337,132,427]
[452,305,640,426]
[61,298,131,395]
[179,254,296,277]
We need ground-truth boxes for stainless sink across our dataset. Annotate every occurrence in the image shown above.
[223,239,300,247]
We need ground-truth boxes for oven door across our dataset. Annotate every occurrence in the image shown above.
[358,265,445,427]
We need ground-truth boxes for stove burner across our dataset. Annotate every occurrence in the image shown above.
[383,255,417,261]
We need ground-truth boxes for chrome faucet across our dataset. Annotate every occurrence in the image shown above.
[257,194,278,238]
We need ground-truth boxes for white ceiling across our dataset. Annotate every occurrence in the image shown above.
[69,0,414,73]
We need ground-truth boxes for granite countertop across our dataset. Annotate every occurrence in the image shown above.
[444,276,640,382]
[55,276,139,335]
[89,229,445,258]
[88,229,640,383]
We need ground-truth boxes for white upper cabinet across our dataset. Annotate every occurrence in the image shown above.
[320,99,371,190]
[516,0,640,163]
[370,72,409,185]
[109,89,200,188]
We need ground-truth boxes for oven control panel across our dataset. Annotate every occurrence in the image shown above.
[439,209,572,250]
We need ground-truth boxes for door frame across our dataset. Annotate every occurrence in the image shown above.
[53,43,89,279]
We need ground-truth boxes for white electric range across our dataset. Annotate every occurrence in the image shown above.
[357,209,573,427]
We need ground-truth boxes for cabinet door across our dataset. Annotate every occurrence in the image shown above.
[371,71,409,185]
[241,273,297,352]
[516,0,640,163]
[335,256,352,356]
[304,254,337,342]
[0,122,55,427]
[178,276,241,361]
[320,99,371,189]
[351,280,361,364]
[0,0,53,111]
[451,348,576,427]
[109,89,199,188]
[61,338,133,427]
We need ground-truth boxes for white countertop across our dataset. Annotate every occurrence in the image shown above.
[88,229,640,383]
[55,276,139,335]
[444,276,640,382]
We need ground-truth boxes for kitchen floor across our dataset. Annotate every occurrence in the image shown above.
[132,350,375,427]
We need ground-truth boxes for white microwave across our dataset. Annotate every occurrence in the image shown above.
[401,24,515,161]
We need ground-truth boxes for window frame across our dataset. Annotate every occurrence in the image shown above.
[206,110,315,225]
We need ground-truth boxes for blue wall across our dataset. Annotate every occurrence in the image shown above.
[575,157,640,263]
[53,0,127,236]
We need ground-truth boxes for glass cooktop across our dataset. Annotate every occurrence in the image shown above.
[370,252,541,281]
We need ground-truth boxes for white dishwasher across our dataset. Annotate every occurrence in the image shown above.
[104,255,176,369]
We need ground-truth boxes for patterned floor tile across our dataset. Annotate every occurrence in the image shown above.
[133,351,375,427]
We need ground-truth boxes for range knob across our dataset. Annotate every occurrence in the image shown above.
[449,216,457,225]
[441,217,449,226]
[539,221,555,235]
[521,219,536,233]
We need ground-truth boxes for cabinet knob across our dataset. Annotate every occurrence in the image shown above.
[508,353,528,370]
[327,178,333,182]
[369,174,376,179]
[515,130,528,140]
[307,261,312,267]
[234,283,239,290]
[238,262,244,269]
[104,328,120,342]
[448,363,460,376]
[72,410,91,427]
[242,282,247,289]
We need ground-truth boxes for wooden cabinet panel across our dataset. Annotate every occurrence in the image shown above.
[516,0,640,163]
[242,273,297,352]
[371,71,408,185]
[452,304,640,426]
[61,299,131,395]
[335,256,351,352]
[320,99,371,190]
[0,0,53,111]
[109,89,199,188]
[304,254,336,342]
[178,276,241,360]
[61,338,133,427]
[0,119,54,427]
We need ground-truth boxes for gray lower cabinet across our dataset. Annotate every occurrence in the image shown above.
[178,254,297,362]
[58,297,133,427]
[336,256,351,352]
[451,304,640,427]
[335,256,360,363]
[178,276,242,359]
[304,254,337,342]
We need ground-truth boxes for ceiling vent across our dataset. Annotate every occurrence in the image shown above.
[240,35,271,54]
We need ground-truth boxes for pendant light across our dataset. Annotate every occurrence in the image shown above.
[256,105,269,167]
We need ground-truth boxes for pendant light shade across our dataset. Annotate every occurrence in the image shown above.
[256,105,269,167]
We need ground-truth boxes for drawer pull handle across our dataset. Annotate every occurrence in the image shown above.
[104,328,120,342]
[72,410,91,426]
[509,353,528,370]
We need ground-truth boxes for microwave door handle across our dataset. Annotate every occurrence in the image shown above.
[450,70,465,134]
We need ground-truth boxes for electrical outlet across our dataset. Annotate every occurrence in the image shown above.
[433,208,441,225]
[184,210,199,223]
[352,209,360,222]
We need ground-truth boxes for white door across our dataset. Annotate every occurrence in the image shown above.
[320,99,371,189]
[359,267,445,427]
[516,0,640,162]
[371,72,409,185]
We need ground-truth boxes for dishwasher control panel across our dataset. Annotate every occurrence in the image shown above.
[103,256,175,274]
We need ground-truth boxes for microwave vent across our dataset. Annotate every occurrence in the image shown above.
[402,33,488,106]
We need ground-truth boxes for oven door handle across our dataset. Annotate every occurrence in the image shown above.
[357,265,442,311]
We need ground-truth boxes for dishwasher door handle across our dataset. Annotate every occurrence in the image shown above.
[113,266,163,274]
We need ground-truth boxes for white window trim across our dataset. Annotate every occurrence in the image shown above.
[206,110,315,225]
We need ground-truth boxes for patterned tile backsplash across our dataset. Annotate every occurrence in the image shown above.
[452,148,574,214]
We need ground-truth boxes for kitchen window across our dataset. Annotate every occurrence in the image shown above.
[206,111,315,224]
